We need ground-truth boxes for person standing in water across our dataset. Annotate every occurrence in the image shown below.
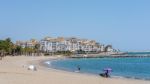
[77,65,81,71]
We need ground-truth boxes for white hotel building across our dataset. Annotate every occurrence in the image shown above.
[39,37,106,53]
[40,37,66,52]
[15,37,114,53]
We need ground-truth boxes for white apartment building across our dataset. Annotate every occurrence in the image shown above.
[39,37,104,53]
[40,37,68,52]
[16,39,38,49]
[16,37,115,53]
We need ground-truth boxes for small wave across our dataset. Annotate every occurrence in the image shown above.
[45,61,51,65]
[111,75,150,81]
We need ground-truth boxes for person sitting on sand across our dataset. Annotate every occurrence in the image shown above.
[105,70,109,78]
[99,68,112,78]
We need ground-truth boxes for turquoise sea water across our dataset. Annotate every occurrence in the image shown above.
[44,52,150,80]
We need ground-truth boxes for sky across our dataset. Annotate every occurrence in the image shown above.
[0,0,150,51]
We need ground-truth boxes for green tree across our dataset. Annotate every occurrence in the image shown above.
[23,47,34,56]
[0,38,13,55]
[34,44,40,56]
[54,51,73,56]
[0,40,6,59]
[0,38,14,59]
[15,46,23,55]
[5,38,13,55]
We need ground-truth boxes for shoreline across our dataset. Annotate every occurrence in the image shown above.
[29,56,150,83]
[39,58,99,77]
[41,57,150,81]
[0,56,150,84]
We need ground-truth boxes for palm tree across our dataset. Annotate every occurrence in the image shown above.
[0,38,13,59]
[34,44,40,56]
[5,38,13,55]
[15,46,22,56]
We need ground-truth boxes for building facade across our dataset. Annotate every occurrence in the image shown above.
[16,37,115,53]
[39,37,109,53]
[16,39,38,49]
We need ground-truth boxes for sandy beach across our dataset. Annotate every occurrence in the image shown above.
[0,56,149,84]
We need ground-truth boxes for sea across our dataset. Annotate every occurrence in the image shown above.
[44,52,150,80]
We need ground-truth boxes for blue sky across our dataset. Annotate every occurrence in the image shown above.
[0,0,150,51]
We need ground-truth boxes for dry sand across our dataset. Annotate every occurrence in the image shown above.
[0,56,149,84]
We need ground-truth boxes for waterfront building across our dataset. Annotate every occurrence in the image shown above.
[105,45,114,52]
[16,36,115,54]
[16,39,38,49]
[39,37,68,52]
[16,41,26,48]
[39,37,107,53]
